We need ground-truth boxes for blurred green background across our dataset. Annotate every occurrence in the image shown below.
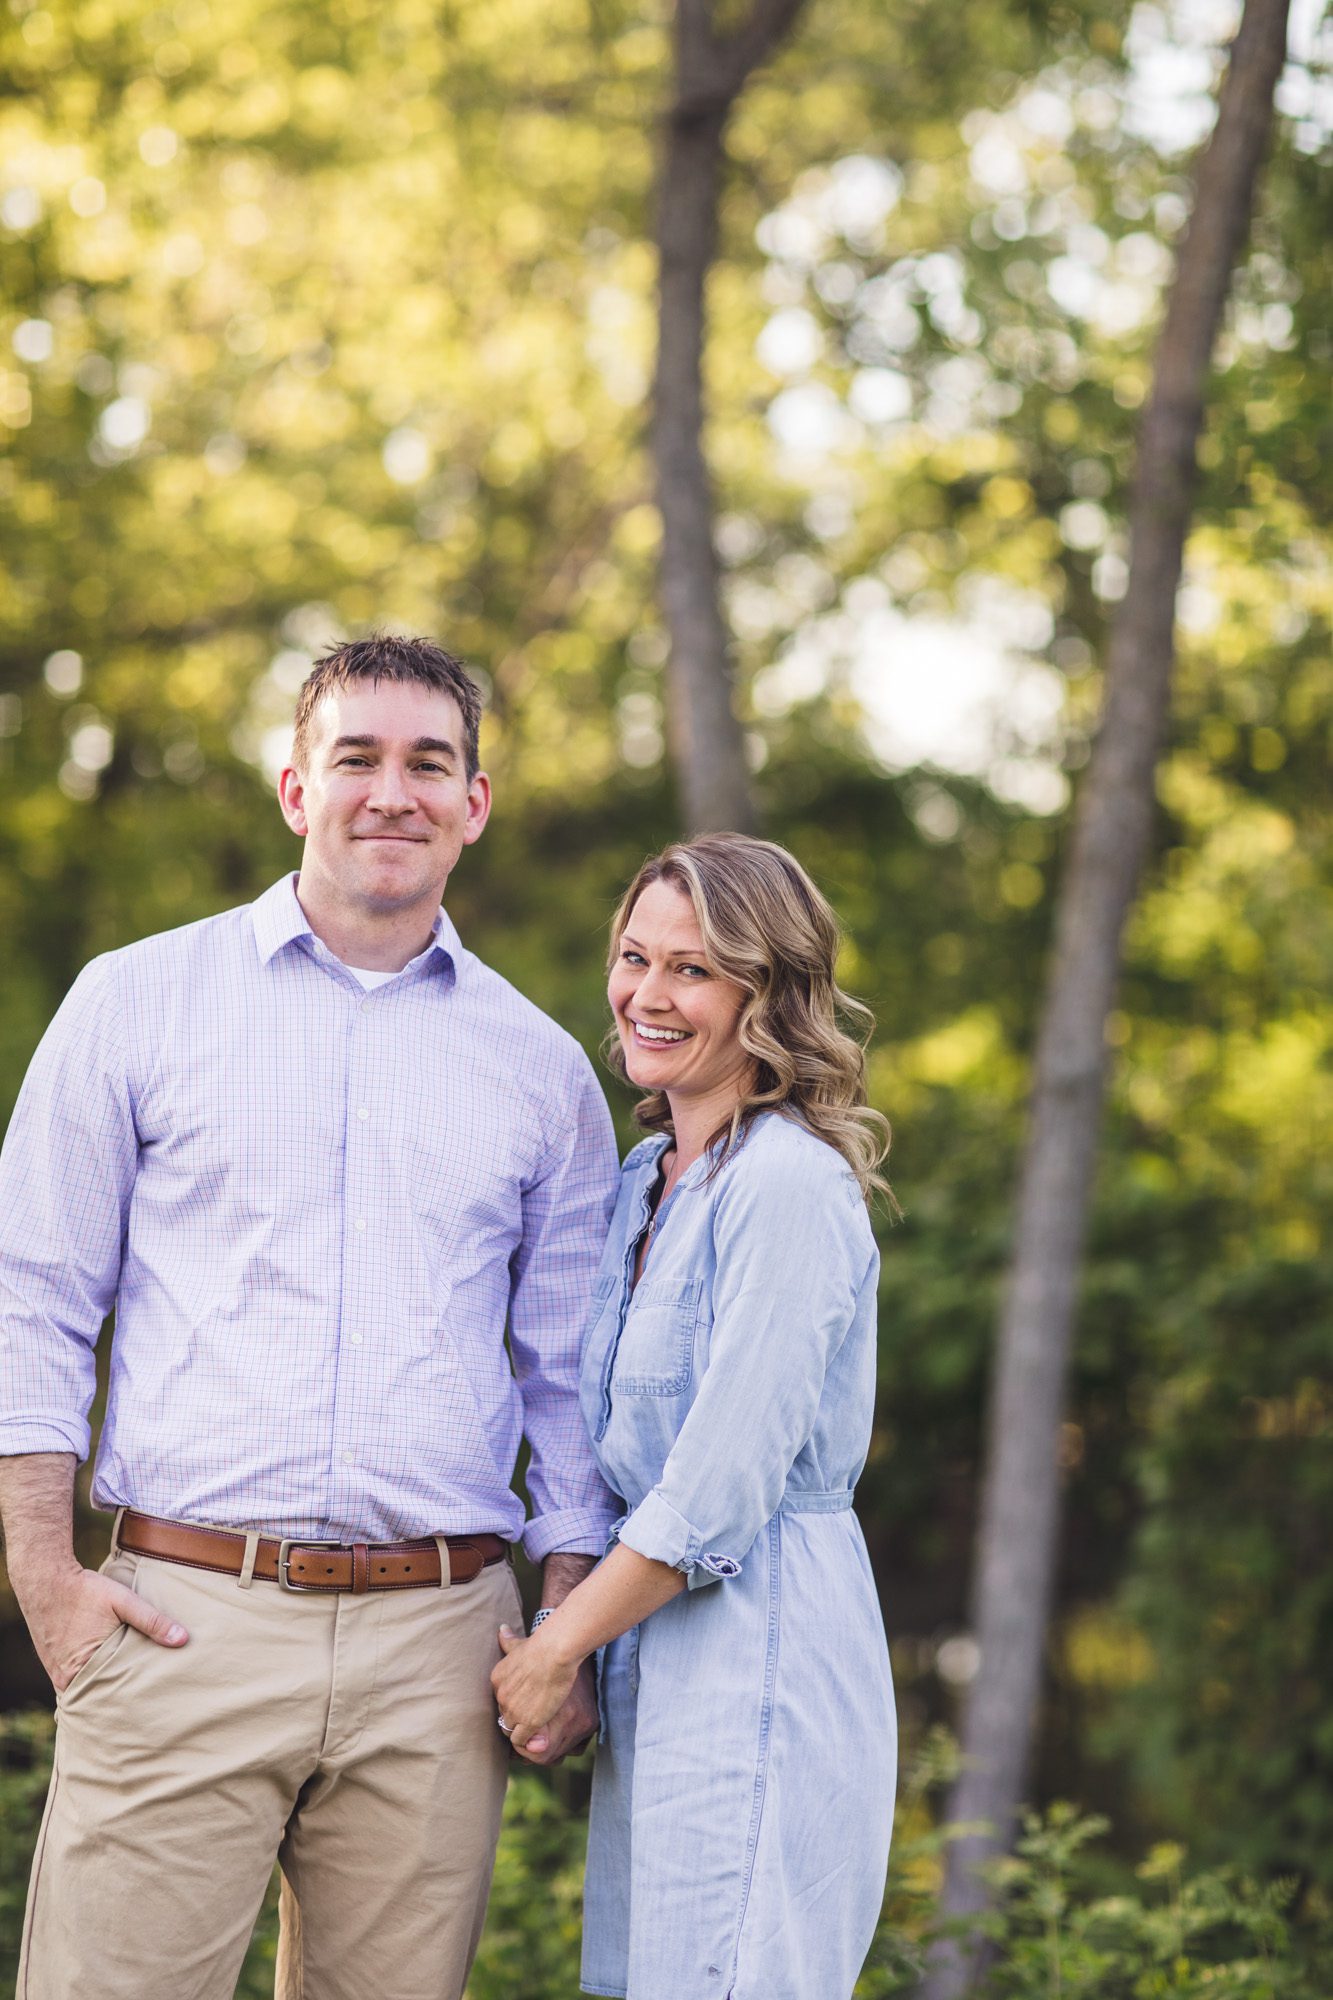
[0,0,1330,1991]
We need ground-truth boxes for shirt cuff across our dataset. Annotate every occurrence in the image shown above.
[522,1505,621,1566]
[0,1415,92,1460]
[614,1489,744,1591]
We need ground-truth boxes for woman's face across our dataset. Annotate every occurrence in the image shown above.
[609,878,751,1118]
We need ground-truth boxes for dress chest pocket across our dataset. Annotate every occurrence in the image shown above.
[612,1277,704,1397]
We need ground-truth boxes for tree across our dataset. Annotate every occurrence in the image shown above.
[652,0,806,834]
[922,4,1296,1991]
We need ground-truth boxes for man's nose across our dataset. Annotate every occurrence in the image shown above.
[367,762,415,812]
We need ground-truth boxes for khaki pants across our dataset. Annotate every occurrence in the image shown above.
[18,1538,521,2000]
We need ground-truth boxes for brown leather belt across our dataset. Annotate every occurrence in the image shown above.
[116,1511,510,1595]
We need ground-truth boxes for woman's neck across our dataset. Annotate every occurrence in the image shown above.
[664,1090,743,1172]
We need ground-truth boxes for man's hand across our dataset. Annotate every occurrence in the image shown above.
[16,1560,188,1694]
[512,1658,598,1768]
[0,1455,187,1694]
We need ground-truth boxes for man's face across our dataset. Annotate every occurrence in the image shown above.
[278,681,491,917]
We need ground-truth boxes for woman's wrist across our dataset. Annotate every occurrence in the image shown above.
[531,1611,586,1676]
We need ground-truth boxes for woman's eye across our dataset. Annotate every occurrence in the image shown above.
[680,964,709,979]
[621,950,646,966]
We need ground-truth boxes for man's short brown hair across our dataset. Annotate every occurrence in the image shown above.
[292,635,484,777]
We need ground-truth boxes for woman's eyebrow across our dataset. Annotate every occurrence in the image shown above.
[621,931,707,956]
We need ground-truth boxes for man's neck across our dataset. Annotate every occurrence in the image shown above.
[294,873,442,973]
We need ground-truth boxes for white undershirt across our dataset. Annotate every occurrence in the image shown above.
[344,963,398,990]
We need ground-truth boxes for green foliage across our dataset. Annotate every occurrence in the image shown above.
[1,0,1330,1925]
[979,1810,1312,2000]
[7,1713,1329,2000]
[0,1709,53,1976]
[466,1773,588,2000]
[856,1748,1333,2000]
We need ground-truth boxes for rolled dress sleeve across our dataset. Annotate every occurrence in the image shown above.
[508,1055,621,1562]
[616,1139,876,1587]
[0,955,136,1460]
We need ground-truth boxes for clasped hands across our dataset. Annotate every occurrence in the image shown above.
[492,1623,593,1763]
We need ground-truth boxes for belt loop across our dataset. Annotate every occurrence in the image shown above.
[109,1505,126,1557]
[432,1536,453,1589]
[237,1532,261,1590]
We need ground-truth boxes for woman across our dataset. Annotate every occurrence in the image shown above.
[491,833,896,2000]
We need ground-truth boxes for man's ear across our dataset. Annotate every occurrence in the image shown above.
[278,765,308,837]
[461,770,493,847]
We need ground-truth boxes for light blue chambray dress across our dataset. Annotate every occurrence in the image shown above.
[578,1111,897,2000]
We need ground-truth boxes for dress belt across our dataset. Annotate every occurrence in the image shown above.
[115,1510,509,1594]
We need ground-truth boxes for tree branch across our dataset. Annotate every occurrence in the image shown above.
[672,0,809,122]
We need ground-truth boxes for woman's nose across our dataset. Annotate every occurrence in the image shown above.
[633,963,672,1010]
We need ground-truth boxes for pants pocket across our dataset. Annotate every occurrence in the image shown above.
[56,1552,140,1705]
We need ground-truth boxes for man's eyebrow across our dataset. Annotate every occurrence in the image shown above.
[328,734,459,756]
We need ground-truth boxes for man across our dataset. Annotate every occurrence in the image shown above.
[0,635,620,2000]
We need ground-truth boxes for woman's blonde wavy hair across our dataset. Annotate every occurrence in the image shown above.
[604,833,895,1207]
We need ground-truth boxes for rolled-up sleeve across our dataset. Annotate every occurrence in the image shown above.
[616,1145,874,1588]
[508,1054,621,1562]
[0,955,136,1460]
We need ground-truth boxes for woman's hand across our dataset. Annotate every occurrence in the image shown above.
[491,1625,583,1754]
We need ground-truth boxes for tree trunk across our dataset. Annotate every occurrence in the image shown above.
[652,0,807,835]
[922,4,1292,1992]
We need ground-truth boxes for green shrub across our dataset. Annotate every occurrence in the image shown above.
[858,1756,1333,2000]
[0,1708,53,1976]
[4,1711,1330,1999]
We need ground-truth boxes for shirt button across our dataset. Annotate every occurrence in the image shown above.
[350,1333,363,1346]
[355,1107,369,1121]
[354,1217,366,1231]
[342,1451,353,1465]
[359,1001,370,1014]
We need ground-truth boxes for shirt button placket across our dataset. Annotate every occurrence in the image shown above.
[340,1020,377,1486]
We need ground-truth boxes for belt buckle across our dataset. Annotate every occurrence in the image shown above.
[278,1538,346,1593]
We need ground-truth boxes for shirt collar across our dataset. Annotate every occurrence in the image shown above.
[251,874,462,983]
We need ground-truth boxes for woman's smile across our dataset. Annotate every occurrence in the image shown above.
[628,1020,692,1045]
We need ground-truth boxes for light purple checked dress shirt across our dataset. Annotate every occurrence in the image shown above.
[0,874,621,1557]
